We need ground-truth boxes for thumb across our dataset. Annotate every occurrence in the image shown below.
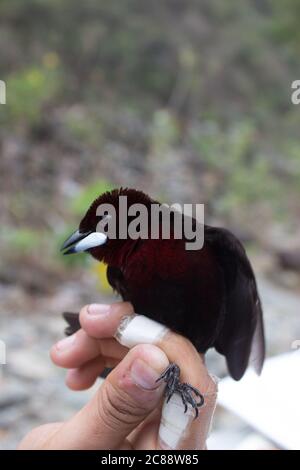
[47,344,169,449]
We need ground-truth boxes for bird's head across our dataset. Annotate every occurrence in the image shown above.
[61,188,155,265]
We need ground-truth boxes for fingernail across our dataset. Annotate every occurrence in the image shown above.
[56,334,76,351]
[87,304,110,315]
[131,358,162,390]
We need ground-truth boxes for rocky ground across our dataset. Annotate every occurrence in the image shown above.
[1,265,299,450]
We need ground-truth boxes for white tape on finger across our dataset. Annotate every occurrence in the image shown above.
[114,314,169,348]
[159,375,218,450]
[159,394,194,450]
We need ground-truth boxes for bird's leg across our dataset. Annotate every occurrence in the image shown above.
[156,363,204,419]
[157,363,180,402]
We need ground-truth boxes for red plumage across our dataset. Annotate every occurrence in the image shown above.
[63,188,265,383]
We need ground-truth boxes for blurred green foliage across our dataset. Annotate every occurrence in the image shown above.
[2,65,60,127]
[189,121,282,214]
[0,0,300,275]
[70,179,114,216]
[150,110,180,152]
[0,0,297,117]
[0,226,68,268]
[1,228,41,254]
[64,109,104,148]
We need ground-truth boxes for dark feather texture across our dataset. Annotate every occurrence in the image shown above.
[64,188,265,380]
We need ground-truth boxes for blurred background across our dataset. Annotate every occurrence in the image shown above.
[0,0,300,450]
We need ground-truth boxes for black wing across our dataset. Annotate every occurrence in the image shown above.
[106,265,129,300]
[205,226,265,380]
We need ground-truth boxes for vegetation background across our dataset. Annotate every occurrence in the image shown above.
[0,0,299,449]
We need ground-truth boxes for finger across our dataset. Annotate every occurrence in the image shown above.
[79,301,134,339]
[44,344,169,450]
[114,315,218,450]
[80,304,212,390]
[50,329,127,369]
[158,354,218,450]
[18,422,134,450]
[66,356,119,391]
[158,332,212,385]
[78,303,214,394]
[78,304,217,449]
[18,423,63,450]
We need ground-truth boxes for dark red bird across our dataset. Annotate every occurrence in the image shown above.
[61,188,265,416]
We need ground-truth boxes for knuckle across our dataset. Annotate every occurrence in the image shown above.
[129,344,146,356]
[165,331,196,357]
[96,382,148,432]
[112,301,134,317]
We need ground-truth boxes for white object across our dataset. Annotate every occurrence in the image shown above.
[115,315,169,349]
[218,351,300,450]
[75,232,107,252]
[159,394,194,449]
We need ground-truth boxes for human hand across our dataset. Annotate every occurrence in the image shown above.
[19,302,217,450]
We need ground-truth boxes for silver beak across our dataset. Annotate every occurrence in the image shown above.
[61,230,107,255]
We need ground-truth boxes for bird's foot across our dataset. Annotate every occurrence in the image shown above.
[156,363,204,419]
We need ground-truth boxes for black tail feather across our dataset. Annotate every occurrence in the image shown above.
[62,311,81,336]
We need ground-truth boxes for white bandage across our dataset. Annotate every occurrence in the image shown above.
[159,374,218,450]
[159,394,194,450]
[114,313,218,450]
[114,314,169,349]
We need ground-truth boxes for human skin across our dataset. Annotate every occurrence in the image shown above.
[19,302,217,450]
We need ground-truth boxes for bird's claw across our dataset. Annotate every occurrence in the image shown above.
[156,363,204,419]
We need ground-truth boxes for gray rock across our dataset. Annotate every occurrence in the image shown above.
[8,350,56,380]
[0,382,31,409]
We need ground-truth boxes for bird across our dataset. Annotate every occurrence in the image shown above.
[61,187,265,417]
